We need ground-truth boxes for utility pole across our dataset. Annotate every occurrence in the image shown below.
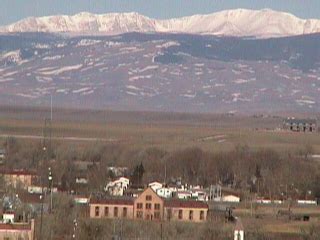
[50,94,53,122]
[39,183,44,240]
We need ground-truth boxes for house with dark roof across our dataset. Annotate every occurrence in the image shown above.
[0,169,38,189]
[89,187,208,223]
[0,219,35,240]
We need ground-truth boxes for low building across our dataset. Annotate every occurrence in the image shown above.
[222,195,241,203]
[18,192,49,214]
[176,191,192,200]
[3,211,15,224]
[89,187,208,223]
[0,169,38,189]
[90,198,134,219]
[0,220,35,240]
[156,187,173,198]
[283,118,317,132]
[164,199,208,222]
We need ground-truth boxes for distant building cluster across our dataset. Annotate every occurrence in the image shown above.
[283,118,317,132]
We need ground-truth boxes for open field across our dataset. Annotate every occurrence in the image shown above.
[0,106,320,153]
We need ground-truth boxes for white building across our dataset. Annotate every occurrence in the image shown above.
[148,181,163,191]
[3,212,14,223]
[156,187,173,198]
[222,195,240,203]
[177,191,192,199]
[104,177,130,196]
[0,149,5,160]
[190,189,207,201]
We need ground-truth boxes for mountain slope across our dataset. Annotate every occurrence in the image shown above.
[0,32,320,113]
[1,9,320,38]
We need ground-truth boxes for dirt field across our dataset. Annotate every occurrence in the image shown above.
[0,106,320,153]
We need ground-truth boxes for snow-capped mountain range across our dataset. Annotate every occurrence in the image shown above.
[1,9,320,38]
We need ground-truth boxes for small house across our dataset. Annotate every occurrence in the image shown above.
[104,177,130,196]
[148,181,163,191]
[156,187,173,198]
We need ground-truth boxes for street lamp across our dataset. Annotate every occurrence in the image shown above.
[48,167,53,213]
[72,219,78,239]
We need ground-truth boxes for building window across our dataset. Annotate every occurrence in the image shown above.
[146,195,152,201]
[136,211,143,219]
[114,207,118,217]
[167,209,172,220]
[154,203,160,210]
[123,207,127,218]
[104,207,109,217]
[189,210,193,220]
[178,209,183,220]
[146,203,152,209]
[95,206,100,217]
[200,210,204,220]
[154,211,161,220]
[137,203,143,209]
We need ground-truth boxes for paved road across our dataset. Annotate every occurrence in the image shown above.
[0,134,119,142]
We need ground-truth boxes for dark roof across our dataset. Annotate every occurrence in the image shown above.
[0,223,31,230]
[0,169,37,176]
[284,118,317,124]
[0,149,5,154]
[18,192,44,204]
[164,199,208,209]
[90,197,134,205]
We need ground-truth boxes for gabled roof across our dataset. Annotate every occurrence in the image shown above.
[18,192,44,204]
[134,187,164,203]
[164,199,208,209]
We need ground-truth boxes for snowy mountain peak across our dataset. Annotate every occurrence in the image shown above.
[1,9,320,38]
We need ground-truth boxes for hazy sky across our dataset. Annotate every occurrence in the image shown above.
[1,0,320,25]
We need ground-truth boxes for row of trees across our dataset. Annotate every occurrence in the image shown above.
[2,137,320,199]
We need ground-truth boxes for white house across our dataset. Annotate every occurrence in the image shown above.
[104,177,130,196]
[222,195,240,203]
[74,196,89,205]
[190,189,207,201]
[297,200,317,205]
[0,149,5,160]
[177,191,192,199]
[234,219,244,240]
[148,181,163,191]
[3,212,14,223]
[156,187,173,198]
